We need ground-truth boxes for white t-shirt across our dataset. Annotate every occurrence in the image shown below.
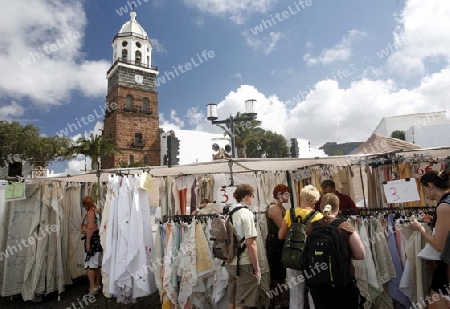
[228,204,258,265]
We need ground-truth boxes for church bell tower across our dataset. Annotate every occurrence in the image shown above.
[102,11,160,168]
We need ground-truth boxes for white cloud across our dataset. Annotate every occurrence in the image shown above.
[177,65,450,151]
[242,31,282,55]
[159,110,185,131]
[186,107,207,129]
[271,67,294,77]
[0,1,109,107]
[0,101,25,119]
[303,29,367,66]
[67,154,92,173]
[285,67,450,146]
[151,38,168,54]
[384,0,450,75]
[230,73,242,79]
[183,0,276,24]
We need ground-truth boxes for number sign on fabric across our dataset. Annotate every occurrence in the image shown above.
[217,186,237,207]
[382,179,420,203]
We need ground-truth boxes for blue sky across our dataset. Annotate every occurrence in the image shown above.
[1,0,450,172]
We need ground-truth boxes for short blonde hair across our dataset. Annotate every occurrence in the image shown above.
[320,193,339,215]
[299,185,320,203]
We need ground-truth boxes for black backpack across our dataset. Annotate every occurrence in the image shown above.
[281,209,317,270]
[302,218,352,288]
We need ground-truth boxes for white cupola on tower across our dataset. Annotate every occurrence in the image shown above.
[113,11,153,68]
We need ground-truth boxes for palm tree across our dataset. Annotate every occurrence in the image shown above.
[219,113,262,158]
[229,112,261,158]
[68,134,120,170]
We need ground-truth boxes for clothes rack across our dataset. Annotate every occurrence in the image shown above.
[162,213,219,223]
[340,206,437,216]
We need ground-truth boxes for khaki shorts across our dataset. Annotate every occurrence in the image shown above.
[226,264,259,307]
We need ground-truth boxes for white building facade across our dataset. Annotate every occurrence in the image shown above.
[373,111,448,137]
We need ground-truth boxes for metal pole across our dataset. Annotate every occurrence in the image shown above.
[228,160,234,186]
[96,164,101,212]
[230,116,237,158]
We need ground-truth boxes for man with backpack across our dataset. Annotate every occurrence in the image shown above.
[226,184,260,309]
[303,193,365,309]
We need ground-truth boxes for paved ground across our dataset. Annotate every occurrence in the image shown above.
[0,276,161,309]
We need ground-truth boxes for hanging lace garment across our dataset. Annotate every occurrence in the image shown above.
[58,182,72,287]
[103,176,120,297]
[46,182,64,295]
[386,214,411,308]
[256,219,271,309]
[4,184,40,298]
[153,222,163,299]
[175,175,195,215]
[114,177,133,303]
[190,221,215,309]
[178,220,197,308]
[206,218,228,307]
[22,184,51,300]
[160,177,169,216]
[369,215,397,309]
[352,218,381,309]
[100,178,113,297]
[129,175,156,298]
[162,222,177,307]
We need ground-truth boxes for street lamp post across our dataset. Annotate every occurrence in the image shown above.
[206,99,257,158]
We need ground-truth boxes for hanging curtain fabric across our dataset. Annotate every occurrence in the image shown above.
[1,184,41,298]
[101,175,157,303]
[21,183,49,300]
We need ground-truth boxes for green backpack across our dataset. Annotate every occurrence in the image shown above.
[281,209,317,270]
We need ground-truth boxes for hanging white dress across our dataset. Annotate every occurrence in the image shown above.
[128,176,156,298]
[103,176,120,296]
[115,177,133,302]
[100,177,114,297]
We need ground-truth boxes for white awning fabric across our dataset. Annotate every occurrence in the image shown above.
[39,146,450,182]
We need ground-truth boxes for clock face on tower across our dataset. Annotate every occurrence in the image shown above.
[135,74,143,84]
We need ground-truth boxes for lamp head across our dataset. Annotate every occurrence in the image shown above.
[206,104,218,121]
[245,99,257,118]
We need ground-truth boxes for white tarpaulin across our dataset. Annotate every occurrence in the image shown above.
[36,147,450,182]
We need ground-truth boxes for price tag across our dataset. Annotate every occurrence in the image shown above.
[217,186,237,207]
[382,179,420,203]
[5,182,26,201]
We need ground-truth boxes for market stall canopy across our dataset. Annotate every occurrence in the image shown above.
[352,134,421,155]
[41,155,369,182]
[38,146,450,182]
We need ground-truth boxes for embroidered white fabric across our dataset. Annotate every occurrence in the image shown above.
[417,243,441,260]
